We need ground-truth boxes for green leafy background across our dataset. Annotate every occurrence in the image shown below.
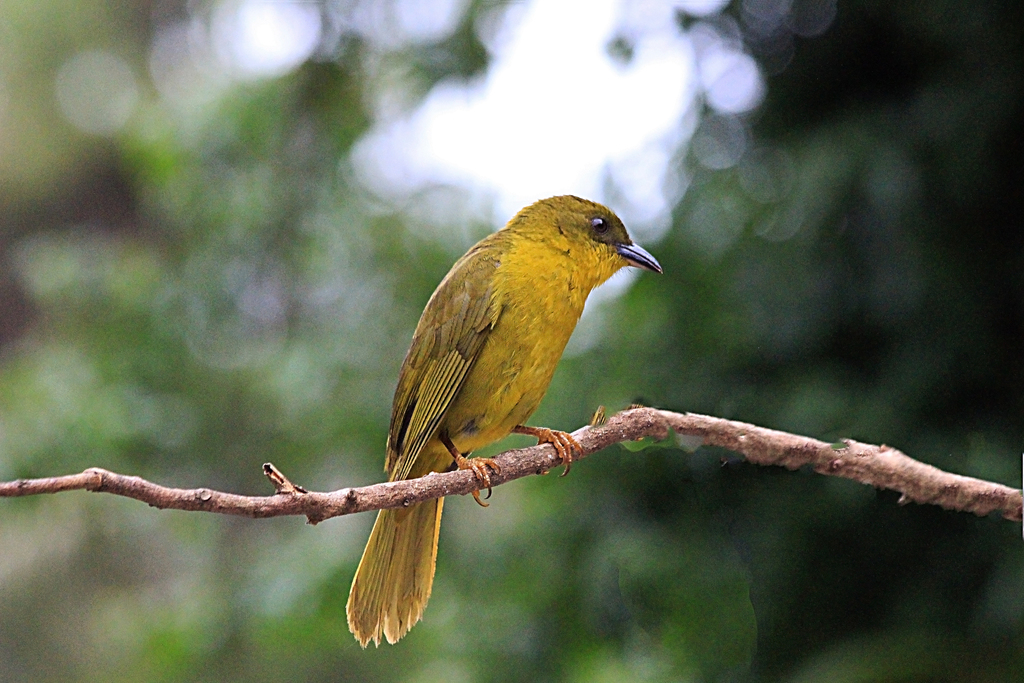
[1,1,1021,681]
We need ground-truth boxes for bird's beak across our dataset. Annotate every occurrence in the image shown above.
[616,243,663,273]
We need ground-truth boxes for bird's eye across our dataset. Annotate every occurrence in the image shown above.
[591,217,608,234]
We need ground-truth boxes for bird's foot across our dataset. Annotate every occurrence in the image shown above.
[440,433,501,507]
[513,425,582,476]
[456,454,501,507]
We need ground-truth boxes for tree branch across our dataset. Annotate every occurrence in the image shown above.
[1,408,1020,523]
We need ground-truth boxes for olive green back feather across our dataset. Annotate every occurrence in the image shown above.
[386,243,503,480]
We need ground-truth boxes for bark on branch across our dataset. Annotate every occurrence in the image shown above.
[1,408,1020,523]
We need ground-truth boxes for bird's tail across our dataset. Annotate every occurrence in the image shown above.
[346,497,444,647]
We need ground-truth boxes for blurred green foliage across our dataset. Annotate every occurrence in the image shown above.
[1,0,1022,681]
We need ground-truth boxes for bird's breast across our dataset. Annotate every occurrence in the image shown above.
[442,250,588,452]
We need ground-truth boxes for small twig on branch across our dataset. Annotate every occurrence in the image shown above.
[1,408,1020,523]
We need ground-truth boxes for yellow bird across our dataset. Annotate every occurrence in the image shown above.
[346,195,662,646]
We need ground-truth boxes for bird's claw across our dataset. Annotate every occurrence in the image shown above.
[440,432,501,507]
[454,453,500,507]
[513,425,582,476]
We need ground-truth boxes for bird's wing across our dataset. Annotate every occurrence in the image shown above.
[386,249,501,481]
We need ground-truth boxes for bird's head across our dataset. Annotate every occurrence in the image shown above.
[507,195,662,288]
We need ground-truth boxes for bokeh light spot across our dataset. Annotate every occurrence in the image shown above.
[691,114,747,169]
[55,50,138,136]
[212,0,322,78]
[393,0,468,44]
[677,0,732,17]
